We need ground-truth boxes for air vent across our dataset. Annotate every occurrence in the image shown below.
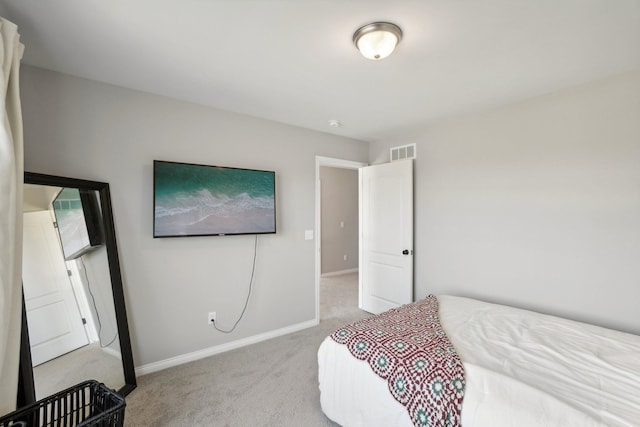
[390,143,416,162]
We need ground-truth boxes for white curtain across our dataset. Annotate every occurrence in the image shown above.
[0,17,24,415]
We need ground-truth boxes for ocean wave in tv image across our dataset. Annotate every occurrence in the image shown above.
[154,162,275,236]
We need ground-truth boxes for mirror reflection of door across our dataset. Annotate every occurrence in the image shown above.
[23,209,89,364]
[22,184,125,399]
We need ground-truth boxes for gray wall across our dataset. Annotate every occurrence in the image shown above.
[20,62,640,371]
[320,167,358,274]
[20,66,369,367]
[370,70,640,334]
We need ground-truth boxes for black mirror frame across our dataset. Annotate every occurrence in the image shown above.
[19,172,136,403]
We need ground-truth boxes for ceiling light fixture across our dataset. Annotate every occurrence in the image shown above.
[353,22,403,60]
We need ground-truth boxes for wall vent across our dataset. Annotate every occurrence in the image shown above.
[390,143,416,162]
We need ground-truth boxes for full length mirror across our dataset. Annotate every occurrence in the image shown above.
[20,172,136,403]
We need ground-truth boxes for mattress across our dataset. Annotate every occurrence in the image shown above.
[318,295,640,427]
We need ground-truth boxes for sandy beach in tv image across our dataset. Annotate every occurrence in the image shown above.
[154,162,276,237]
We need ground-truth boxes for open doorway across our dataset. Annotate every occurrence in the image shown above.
[315,157,367,323]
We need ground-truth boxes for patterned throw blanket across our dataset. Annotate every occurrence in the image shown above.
[330,295,465,427]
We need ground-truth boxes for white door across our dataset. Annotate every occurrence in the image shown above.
[359,160,413,314]
[23,211,89,366]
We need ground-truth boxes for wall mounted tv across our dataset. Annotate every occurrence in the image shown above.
[153,160,276,237]
[52,188,104,260]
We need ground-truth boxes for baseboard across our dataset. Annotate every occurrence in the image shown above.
[321,268,358,278]
[135,318,318,376]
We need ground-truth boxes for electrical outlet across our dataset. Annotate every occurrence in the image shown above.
[208,311,216,325]
[343,254,348,261]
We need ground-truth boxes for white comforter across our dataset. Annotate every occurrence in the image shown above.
[318,295,640,427]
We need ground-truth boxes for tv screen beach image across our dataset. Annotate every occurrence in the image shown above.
[154,161,276,237]
[53,187,91,258]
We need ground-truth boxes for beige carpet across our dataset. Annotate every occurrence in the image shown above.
[125,273,369,426]
[33,342,125,400]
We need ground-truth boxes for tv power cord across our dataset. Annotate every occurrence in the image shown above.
[213,234,258,334]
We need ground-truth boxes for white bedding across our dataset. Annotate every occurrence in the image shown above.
[318,295,640,427]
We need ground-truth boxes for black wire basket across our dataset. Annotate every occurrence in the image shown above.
[0,380,125,427]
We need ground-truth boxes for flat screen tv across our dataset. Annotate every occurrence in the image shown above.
[153,160,276,237]
[52,188,104,260]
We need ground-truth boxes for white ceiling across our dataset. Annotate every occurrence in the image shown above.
[1,0,639,142]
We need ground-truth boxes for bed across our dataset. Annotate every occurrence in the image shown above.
[318,295,640,427]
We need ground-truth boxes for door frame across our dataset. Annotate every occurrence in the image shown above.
[314,156,368,323]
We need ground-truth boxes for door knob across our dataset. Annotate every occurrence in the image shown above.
[402,249,410,255]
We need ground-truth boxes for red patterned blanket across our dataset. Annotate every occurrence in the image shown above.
[330,295,465,427]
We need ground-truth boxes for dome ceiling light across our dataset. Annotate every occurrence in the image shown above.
[353,22,403,60]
